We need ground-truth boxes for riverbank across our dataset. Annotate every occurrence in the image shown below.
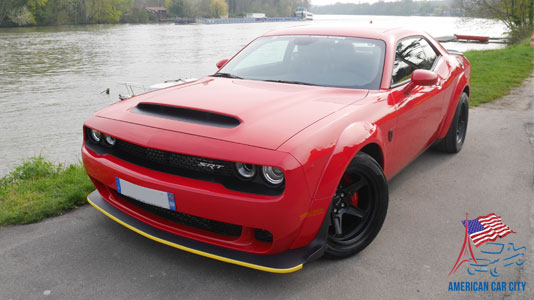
[1,40,532,226]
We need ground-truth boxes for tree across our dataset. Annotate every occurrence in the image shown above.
[209,0,227,17]
[86,0,126,23]
[456,0,534,41]
[0,0,11,24]
[7,5,35,25]
[166,0,185,16]
[0,0,48,25]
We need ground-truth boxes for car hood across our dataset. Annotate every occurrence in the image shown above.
[96,77,369,150]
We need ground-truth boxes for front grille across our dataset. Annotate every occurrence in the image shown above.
[114,139,235,178]
[121,194,242,237]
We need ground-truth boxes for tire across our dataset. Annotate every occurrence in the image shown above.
[436,92,469,153]
[325,152,388,258]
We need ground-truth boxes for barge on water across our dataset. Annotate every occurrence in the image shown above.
[201,16,301,24]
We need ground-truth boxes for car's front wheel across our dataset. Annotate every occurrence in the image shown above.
[325,152,388,258]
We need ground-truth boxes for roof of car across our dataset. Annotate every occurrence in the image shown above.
[262,25,424,41]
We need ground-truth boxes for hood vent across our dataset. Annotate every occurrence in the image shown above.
[131,103,241,128]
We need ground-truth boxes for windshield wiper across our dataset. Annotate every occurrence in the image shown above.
[212,73,243,79]
[262,79,319,86]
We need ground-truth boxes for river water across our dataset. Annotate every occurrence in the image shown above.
[0,15,507,176]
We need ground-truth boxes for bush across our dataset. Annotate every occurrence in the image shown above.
[0,156,94,226]
[507,25,534,45]
[0,155,62,186]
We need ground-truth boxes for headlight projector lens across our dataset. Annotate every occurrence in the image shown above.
[90,129,102,143]
[105,135,116,146]
[235,163,256,179]
[262,166,284,185]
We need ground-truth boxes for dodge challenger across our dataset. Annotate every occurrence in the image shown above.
[82,26,471,273]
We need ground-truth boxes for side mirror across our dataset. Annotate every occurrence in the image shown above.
[216,59,229,69]
[411,69,438,86]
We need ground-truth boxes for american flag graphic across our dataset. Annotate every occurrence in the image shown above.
[461,213,515,247]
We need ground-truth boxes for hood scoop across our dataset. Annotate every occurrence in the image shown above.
[130,103,241,129]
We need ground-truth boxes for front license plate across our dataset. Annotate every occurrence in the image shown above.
[115,178,176,211]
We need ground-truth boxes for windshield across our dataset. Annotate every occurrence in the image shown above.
[216,35,386,90]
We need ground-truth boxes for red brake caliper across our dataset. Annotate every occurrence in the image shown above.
[343,176,359,206]
[351,192,359,207]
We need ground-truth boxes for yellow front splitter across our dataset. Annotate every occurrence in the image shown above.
[87,190,325,273]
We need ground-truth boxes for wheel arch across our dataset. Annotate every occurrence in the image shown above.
[311,122,386,202]
[288,122,387,249]
[463,85,470,97]
[437,72,470,139]
[359,143,384,170]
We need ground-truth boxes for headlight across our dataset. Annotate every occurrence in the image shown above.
[235,163,256,179]
[89,129,102,143]
[261,166,284,185]
[105,135,116,146]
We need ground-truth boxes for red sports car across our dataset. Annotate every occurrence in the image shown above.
[82,26,471,273]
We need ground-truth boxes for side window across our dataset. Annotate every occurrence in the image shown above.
[419,38,439,69]
[391,37,439,85]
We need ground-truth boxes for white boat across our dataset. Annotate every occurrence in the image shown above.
[117,78,196,100]
[294,8,313,21]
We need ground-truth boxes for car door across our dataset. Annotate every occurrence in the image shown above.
[388,36,446,175]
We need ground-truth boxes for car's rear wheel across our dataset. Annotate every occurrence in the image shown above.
[437,92,469,153]
[325,152,388,258]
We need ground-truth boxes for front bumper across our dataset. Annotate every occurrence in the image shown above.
[88,190,327,273]
[82,116,331,270]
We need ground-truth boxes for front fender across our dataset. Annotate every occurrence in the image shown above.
[437,60,471,139]
[288,121,385,249]
[312,122,383,201]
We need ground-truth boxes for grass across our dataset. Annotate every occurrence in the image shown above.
[464,40,534,106]
[0,156,94,226]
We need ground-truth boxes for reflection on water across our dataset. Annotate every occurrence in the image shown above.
[0,15,506,175]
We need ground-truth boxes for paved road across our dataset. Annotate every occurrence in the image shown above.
[1,77,533,300]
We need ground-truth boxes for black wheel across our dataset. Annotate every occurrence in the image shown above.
[437,92,469,153]
[325,152,388,258]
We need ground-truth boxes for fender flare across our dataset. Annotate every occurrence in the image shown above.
[437,71,470,139]
[312,121,385,202]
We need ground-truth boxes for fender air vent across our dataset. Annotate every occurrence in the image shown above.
[131,103,241,128]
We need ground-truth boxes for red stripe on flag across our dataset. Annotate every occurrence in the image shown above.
[479,216,499,223]
[480,218,501,225]
[479,218,501,226]
[478,213,497,219]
